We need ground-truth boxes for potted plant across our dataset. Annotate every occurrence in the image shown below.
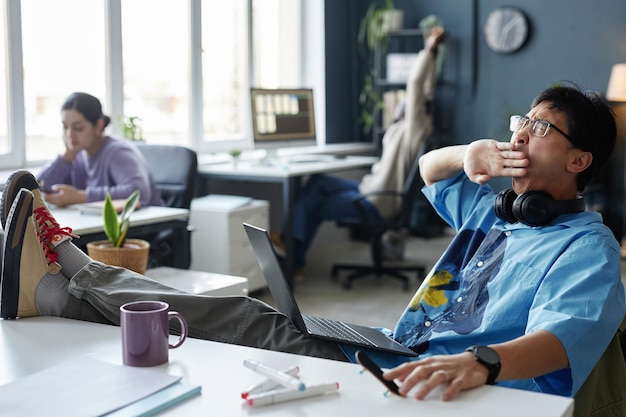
[229,149,242,167]
[86,190,150,274]
[358,0,402,137]
[120,116,144,141]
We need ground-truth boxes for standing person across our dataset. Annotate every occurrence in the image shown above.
[1,84,623,412]
[36,92,163,208]
[272,27,446,277]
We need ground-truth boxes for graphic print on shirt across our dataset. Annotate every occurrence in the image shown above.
[395,228,507,354]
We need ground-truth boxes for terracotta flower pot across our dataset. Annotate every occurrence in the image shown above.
[86,239,150,275]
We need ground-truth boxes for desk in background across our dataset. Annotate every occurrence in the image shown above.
[51,205,189,236]
[51,206,190,269]
[198,156,379,289]
[145,266,248,296]
[0,317,574,417]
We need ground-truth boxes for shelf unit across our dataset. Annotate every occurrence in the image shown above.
[371,29,424,146]
[369,28,452,149]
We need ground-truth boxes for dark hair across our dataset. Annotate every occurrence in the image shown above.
[61,92,111,128]
[531,84,616,192]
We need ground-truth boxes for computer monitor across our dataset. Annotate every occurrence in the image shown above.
[250,88,317,152]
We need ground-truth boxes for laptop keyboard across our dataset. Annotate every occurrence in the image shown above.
[303,315,376,347]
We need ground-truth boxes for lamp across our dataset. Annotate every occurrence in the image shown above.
[607,63,626,101]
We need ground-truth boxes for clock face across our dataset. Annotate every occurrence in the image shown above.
[484,7,529,54]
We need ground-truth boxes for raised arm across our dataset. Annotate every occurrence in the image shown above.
[419,140,529,186]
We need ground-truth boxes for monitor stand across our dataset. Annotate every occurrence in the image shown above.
[258,148,284,167]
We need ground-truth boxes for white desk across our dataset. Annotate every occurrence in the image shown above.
[47,205,190,268]
[51,205,189,235]
[199,156,378,288]
[0,317,573,416]
[145,266,248,296]
[200,155,378,178]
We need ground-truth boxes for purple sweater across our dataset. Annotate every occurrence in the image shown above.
[37,136,164,207]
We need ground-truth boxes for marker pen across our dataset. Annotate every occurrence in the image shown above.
[241,366,299,399]
[243,359,305,391]
[246,382,340,407]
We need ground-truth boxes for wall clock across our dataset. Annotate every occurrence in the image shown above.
[483,7,529,54]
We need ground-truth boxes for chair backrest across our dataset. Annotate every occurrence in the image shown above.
[573,329,626,417]
[137,144,198,209]
[394,155,424,228]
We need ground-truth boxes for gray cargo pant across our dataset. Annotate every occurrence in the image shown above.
[63,262,348,362]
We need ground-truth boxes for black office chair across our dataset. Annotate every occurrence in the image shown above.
[573,316,626,417]
[136,144,198,269]
[331,156,426,290]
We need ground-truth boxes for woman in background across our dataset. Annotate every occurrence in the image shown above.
[37,92,163,208]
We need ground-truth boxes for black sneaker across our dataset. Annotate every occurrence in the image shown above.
[1,189,34,319]
[1,170,42,228]
[1,185,77,319]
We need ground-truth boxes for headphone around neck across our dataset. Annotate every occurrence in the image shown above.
[494,189,585,227]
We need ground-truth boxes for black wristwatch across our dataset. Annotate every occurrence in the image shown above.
[466,345,501,385]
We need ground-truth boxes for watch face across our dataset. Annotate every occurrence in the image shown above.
[475,345,500,365]
[484,7,529,54]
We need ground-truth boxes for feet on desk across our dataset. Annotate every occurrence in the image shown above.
[1,176,77,319]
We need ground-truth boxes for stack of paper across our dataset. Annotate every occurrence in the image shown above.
[0,356,201,416]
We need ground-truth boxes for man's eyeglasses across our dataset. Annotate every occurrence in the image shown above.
[509,115,571,140]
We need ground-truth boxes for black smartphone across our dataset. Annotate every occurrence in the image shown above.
[355,350,402,396]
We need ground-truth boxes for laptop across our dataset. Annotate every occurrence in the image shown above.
[243,223,418,357]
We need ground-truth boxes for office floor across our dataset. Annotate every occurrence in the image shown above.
[252,229,454,330]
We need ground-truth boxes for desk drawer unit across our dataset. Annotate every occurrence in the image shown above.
[189,197,269,292]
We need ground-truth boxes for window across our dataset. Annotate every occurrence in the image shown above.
[198,0,302,152]
[252,0,300,88]
[200,0,248,146]
[21,0,106,162]
[0,4,8,154]
[121,0,189,145]
[1,0,322,168]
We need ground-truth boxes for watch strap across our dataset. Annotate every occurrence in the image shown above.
[466,345,501,385]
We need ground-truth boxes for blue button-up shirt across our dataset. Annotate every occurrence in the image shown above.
[390,172,625,396]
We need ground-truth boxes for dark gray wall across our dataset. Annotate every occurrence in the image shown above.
[326,0,626,145]
[325,0,626,239]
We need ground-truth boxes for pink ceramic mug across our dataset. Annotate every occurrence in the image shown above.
[120,300,188,367]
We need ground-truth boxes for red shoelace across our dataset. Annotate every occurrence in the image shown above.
[33,207,79,265]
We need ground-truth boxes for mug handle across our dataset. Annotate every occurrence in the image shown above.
[168,311,188,349]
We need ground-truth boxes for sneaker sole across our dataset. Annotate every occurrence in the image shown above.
[1,189,33,319]
[1,170,39,229]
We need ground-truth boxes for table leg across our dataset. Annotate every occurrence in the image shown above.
[282,176,301,290]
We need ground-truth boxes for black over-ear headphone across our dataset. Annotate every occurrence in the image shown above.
[494,189,585,227]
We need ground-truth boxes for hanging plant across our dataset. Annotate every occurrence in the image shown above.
[357,0,396,136]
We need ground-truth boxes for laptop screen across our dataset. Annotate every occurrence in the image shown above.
[243,223,309,333]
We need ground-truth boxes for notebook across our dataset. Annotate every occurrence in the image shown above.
[243,223,418,357]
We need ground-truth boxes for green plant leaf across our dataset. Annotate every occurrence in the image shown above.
[103,193,120,246]
[116,219,129,248]
[115,190,140,247]
[120,190,140,226]
[357,1,394,138]
[102,190,140,248]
